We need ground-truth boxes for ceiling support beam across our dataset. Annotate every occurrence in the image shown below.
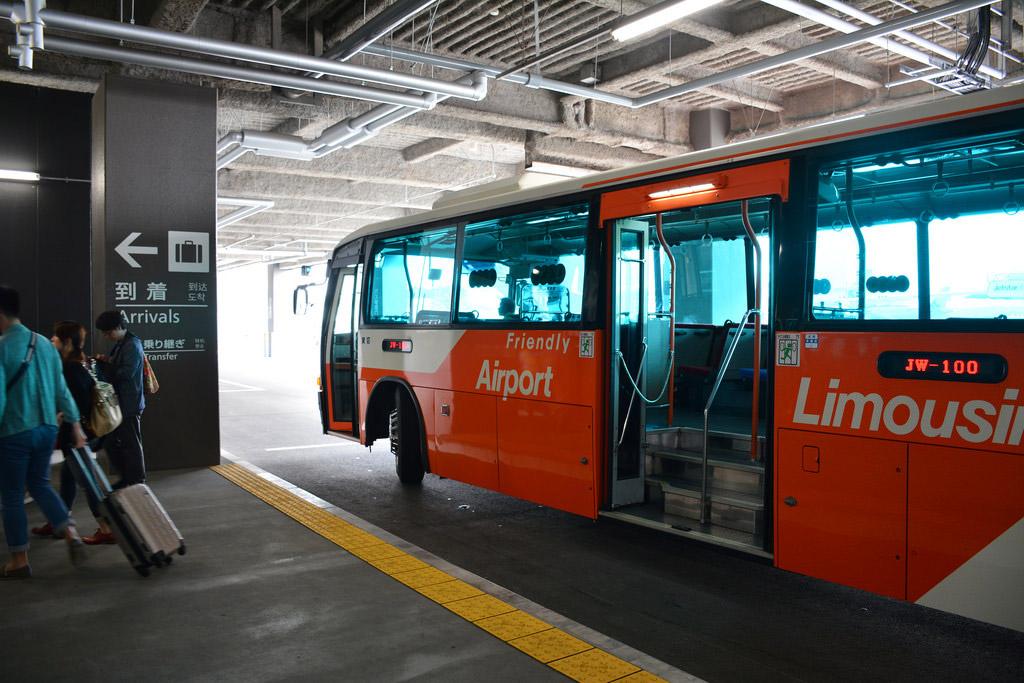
[401,137,462,163]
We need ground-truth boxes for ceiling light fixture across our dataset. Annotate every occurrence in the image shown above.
[0,169,40,182]
[611,0,725,42]
[527,162,593,178]
[647,177,723,199]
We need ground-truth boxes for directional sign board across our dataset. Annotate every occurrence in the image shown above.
[92,75,219,470]
[110,230,213,359]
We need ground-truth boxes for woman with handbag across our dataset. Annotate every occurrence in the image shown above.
[31,321,116,544]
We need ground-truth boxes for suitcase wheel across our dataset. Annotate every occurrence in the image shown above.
[135,565,150,578]
[178,544,186,556]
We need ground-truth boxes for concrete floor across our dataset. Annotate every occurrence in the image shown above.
[0,467,566,682]
[220,357,1024,683]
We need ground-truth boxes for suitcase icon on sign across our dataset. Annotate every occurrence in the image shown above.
[176,240,202,264]
[167,231,209,273]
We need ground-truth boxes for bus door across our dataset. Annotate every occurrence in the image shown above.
[600,160,788,551]
[610,219,649,506]
[322,245,362,437]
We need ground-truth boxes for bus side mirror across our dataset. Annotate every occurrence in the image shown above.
[293,286,311,316]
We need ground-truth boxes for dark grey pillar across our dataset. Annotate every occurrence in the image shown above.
[689,108,731,151]
[92,75,219,470]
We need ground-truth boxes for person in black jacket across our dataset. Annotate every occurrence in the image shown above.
[31,322,116,544]
[94,311,146,490]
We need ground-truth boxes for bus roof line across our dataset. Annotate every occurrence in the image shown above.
[338,85,1024,250]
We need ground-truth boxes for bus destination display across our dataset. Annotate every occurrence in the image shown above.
[877,351,1007,383]
[382,339,413,353]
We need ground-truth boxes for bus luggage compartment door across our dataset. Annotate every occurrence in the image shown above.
[776,429,907,599]
[497,400,596,518]
[908,443,1024,631]
[431,389,499,491]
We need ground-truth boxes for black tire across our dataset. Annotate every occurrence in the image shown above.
[390,390,424,485]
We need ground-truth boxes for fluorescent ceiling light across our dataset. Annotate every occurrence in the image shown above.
[612,0,724,42]
[527,162,593,178]
[648,180,719,199]
[0,169,40,182]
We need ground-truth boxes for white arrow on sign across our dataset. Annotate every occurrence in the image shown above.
[115,232,159,269]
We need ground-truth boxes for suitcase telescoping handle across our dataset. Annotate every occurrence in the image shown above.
[64,445,113,500]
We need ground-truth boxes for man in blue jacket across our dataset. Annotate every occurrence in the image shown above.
[95,310,146,491]
[0,286,88,578]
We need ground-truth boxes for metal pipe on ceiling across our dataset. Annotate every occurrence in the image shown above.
[634,0,1002,107]
[220,246,328,258]
[312,105,404,150]
[42,36,441,109]
[362,44,635,107]
[218,66,482,168]
[217,131,244,155]
[765,0,1004,80]
[216,146,251,170]
[321,0,441,62]
[886,0,1020,66]
[814,0,988,71]
[35,6,488,101]
[217,197,275,230]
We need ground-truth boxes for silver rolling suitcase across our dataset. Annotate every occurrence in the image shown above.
[65,446,186,576]
[109,484,186,574]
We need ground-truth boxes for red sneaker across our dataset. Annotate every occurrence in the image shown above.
[82,529,117,545]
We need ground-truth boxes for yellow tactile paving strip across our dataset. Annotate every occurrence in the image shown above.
[212,463,667,683]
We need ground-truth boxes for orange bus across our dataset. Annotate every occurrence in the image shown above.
[319,84,1024,631]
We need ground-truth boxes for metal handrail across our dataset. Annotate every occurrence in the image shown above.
[655,212,677,426]
[700,307,758,525]
[741,200,763,462]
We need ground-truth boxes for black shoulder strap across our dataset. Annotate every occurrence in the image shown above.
[5,333,37,391]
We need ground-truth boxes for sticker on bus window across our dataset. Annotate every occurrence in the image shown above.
[777,334,800,367]
[579,332,594,359]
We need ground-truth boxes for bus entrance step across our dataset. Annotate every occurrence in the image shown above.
[646,448,764,498]
[646,475,764,536]
[646,427,766,462]
[647,446,764,473]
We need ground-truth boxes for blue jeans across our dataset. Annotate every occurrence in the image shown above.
[0,425,71,552]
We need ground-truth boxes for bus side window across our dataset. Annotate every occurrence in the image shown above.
[457,202,589,323]
[367,226,457,325]
[929,216,1024,319]
[812,221,918,320]
[813,134,1024,321]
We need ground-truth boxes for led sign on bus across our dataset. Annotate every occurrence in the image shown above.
[382,339,413,353]
[877,351,1007,383]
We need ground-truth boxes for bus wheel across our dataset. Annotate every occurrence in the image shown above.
[390,392,424,485]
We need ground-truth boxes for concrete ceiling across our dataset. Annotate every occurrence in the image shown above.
[1,0,1022,269]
